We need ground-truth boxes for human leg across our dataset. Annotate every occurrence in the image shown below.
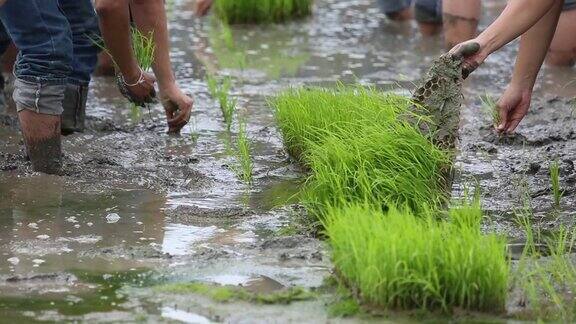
[0,0,73,174]
[414,0,442,36]
[377,0,413,21]
[545,2,576,67]
[59,0,99,134]
[442,0,481,49]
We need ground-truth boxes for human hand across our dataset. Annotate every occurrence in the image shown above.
[495,84,533,134]
[448,40,487,79]
[160,85,193,134]
[117,69,157,107]
[195,0,213,16]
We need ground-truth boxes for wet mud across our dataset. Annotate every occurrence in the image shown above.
[1,0,575,322]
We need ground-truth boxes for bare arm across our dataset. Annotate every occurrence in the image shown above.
[94,0,140,82]
[130,0,193,133]
[510,2,562,90]
[495,1,562,133]
[476,0,557,55]
[130,0,175,91]
[449,0,560,78]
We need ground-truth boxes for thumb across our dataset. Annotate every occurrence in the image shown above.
[496,103,508,132]
[451,42,481,60]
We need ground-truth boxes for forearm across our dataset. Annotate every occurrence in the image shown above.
[476,0,557,55]
[510,1,562,88]
[131,0,176,90]
[95,0,141,81]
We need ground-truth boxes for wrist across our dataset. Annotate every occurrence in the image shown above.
[158,78,178,93]
[510,74,537,90]
[121,64,143,84]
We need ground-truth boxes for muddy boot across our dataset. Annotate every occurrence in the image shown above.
[61,84,88,135]
[18,109,62,174]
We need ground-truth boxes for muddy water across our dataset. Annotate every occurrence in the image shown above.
[0,0,575,322]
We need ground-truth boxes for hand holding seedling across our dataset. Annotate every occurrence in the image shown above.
[161,85,193,134]
[117,69,157,107]
[495,84,532,134]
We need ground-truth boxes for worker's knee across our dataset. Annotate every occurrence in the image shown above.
[94,0,125,16]
[545,51,576,67]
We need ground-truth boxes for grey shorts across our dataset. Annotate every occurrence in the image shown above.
[378,0,442,23]
[13,78,65,116]
[564,0,576,11]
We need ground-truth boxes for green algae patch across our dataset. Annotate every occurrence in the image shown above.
[324,203,509,313]
[155,282,315,304]
[214,0,313,24]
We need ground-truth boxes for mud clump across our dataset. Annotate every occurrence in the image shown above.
[2,272,77,284]
[166,205,252,226]
[412,54,464,150]
[81,245,172,260]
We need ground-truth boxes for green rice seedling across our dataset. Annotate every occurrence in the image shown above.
[323,202,509,312]
[130,103,143,122]
[206,74,219,98]
[272,85,449,213]
[207,75,236,129]
[235,118,253,184]
[213,0,313,24]
[302,121,449,213]
[91,27,155,71]
[480,93,501,127]
[130,28,155,71]
[514,213,576,322]
[90,28,155,116]
[189,116,200,143]
[272,85,416,160]
[220,76,232,95]
[218,90,236,130]
[549,160,563,209]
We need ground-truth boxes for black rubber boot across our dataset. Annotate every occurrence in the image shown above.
[61,84,88,135]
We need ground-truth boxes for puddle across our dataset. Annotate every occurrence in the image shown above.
[1,0,575,321]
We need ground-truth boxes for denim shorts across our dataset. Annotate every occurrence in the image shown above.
[13,78,65,115]
[378,0,442,23]
[564,0,576,11]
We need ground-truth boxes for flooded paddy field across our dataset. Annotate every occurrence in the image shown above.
[1,0,575,322]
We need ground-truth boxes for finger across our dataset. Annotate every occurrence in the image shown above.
[144,87,157,104]
[168,109,189,128]
[462,61,478,79]
[496,105,508,133]
[506,118,523,134]
[459,42,480,58]
[450,42,481,61]
[168,102,192,129]
[449,45,463,60]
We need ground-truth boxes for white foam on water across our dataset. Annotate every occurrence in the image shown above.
[161,223,222,256]
[161,307,212,324]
